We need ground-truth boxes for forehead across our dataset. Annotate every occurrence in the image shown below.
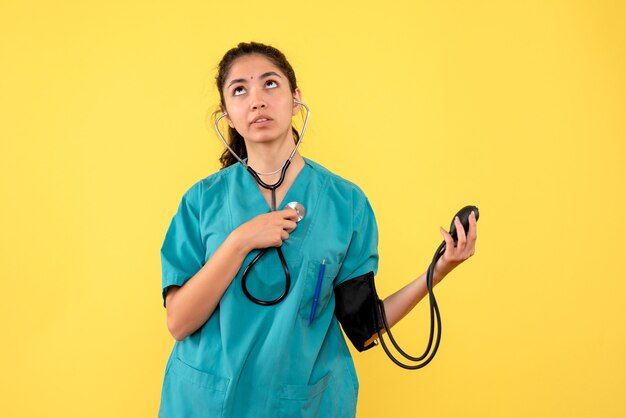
[225,54,285,83]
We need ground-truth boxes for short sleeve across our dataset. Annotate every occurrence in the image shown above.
[334,196,379,286]
[160,183,205,307]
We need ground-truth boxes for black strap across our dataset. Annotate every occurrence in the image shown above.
[334,272,383,352]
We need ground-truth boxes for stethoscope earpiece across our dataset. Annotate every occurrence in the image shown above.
[214,101,310,174]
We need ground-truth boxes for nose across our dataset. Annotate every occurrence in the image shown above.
[249,89,267,110]
[250,100,266,110]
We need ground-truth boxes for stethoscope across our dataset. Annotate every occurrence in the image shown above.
[214,99,310,305]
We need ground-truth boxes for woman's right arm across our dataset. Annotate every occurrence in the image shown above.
[165,209,298,341]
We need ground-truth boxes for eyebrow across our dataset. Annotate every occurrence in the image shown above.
[227,71,283,89]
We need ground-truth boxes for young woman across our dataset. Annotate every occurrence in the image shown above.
[158,42,477,418]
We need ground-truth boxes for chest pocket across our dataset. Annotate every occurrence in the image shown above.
[298,261,341,320]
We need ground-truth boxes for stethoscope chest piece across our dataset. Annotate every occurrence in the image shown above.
[286,202,306,222]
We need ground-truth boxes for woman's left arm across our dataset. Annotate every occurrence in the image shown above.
[363,211,478,347]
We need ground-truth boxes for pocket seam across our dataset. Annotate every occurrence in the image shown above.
[169,356,230,393]
[278,372,332,400]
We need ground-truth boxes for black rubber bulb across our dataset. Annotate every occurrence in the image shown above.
[449,205,480,245]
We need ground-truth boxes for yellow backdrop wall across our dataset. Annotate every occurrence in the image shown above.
[1,1,625,417]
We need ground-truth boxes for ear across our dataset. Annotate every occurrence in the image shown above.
[292,88,302,116]
[220,104,234,128]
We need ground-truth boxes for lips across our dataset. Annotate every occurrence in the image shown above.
[251,115,272,125]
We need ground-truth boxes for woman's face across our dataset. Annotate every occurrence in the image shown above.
[222,54,301,147]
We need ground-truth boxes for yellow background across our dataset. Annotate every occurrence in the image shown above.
[1,0,625,417]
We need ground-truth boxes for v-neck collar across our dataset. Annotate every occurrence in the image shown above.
[240,158,312,213]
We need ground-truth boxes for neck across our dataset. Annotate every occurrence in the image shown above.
[246,147,304,188]
[248,151,304,183]
[246,133,302,175]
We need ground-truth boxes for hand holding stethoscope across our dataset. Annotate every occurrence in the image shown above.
[215,100,310,305]
[233,209,300,251]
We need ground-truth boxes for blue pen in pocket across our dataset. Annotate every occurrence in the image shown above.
[309,259,326,324]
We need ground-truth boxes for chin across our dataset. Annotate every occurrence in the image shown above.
[246,129,293,145]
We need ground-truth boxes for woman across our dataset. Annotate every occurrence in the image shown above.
[158,42,477,418]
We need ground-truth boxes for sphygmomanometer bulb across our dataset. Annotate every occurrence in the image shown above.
[448,205,479,245]
[375,204,481,370]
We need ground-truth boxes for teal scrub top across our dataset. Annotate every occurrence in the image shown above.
[158,158,379,418]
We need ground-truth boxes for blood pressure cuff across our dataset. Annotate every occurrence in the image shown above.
[334,271,383,352]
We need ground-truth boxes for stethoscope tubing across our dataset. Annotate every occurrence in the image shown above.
[214,100,310,175]
[214,100,310,306]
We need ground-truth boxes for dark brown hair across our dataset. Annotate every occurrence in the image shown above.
[215,42,300,169]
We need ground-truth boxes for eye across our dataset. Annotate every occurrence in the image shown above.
[265,80,278,89]
[233,86,245,96]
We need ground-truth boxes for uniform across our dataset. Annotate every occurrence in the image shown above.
[159,158,379,418]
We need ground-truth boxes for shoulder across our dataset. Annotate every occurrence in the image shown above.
[304,158,371,210]
[183,164,239,199]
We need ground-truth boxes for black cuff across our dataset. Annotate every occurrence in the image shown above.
[334,271,382,352]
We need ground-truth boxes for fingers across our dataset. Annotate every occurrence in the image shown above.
[466,211,478,256]
[430,213,480,281]
[467,211,477,239]
[443,212,478,260]
[264,210,298,246]
[441,213,476,252]
[278,208,299,221]
[454,216,467,249]
[439,226,454,250]
[278,219,297,234]
[273,209,298,232]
